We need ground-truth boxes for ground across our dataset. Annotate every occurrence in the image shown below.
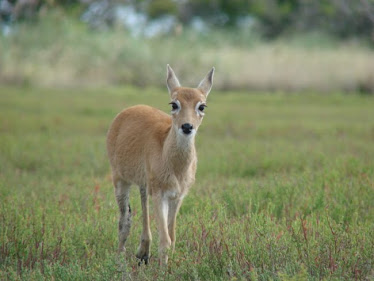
[0,86,373,280]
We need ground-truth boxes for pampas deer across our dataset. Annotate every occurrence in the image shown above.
[106,65,214,265]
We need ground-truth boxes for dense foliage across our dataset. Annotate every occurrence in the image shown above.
[165,0,374,39]
[1,0,373,40]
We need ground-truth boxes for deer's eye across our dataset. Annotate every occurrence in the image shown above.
[170,102,179,111]
[198,104,207,112]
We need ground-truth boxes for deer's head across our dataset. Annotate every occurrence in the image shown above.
[166,65,214,138]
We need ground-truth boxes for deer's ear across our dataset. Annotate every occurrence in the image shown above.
[166,65,181,95]
[197,67,214,97]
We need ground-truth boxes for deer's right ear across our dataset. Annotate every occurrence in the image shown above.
[166,64,181,95]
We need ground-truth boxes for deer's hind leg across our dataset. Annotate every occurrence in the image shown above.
[136,185,152,264]
[114,179,132,253]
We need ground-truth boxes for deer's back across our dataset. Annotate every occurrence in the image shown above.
[107,105,171,185]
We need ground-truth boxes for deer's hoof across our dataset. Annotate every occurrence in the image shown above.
[137,255,150,266]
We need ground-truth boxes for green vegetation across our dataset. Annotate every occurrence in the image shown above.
[1,14,373,93]
[1,86,373,280]
[6,0,374,39]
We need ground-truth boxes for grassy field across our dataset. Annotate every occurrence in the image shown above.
[0,86,373,280]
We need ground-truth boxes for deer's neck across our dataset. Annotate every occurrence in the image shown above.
[163,126,196,173]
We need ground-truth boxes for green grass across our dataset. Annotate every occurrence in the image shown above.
[0,86,373,280]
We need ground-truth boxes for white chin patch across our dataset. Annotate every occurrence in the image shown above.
[176,128,196,149]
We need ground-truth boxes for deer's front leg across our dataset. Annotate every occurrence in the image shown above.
[168,197,182,253]
[152,191,171,266]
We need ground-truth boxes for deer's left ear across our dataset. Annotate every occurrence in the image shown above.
[197,67,215,97]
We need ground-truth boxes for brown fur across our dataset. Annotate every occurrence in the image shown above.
[106,65,214,265]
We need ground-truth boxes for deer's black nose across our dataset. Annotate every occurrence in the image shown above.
[181,123,193,134]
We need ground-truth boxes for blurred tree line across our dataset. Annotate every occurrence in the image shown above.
[170,0,374,39]
[1,0,373,40]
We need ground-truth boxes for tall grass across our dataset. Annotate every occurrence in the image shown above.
[0,86,373,280]
[0,12,373,93]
